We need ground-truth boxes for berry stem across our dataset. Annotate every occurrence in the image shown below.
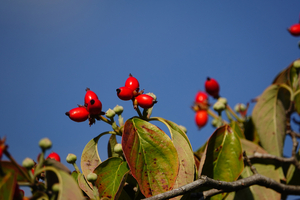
[136,106,143,118]
[207,109,228,124]
[226,104,245,123]
[99,116,113,125]
[118,115,124,127]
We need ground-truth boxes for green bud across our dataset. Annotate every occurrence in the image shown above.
[178,125,187,133]
[114,143,123,154]
[105,108,116,118]
[211,118,222,128]
[113,105,124,115]
[213,101,225,112]
[22,157,35,169]
[66,153,77,164]
[146,92,157,101]
[293,60,300,69]
[217,97,227,105]
[87,172,98,182]
[39,138,52,151]
[52,183,60,193]
[234,103,246,112]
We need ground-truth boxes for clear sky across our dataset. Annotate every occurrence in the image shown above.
[1,0,300,198]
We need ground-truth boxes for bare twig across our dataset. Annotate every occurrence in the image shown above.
[142,174,300,200]
[243,151,258,174]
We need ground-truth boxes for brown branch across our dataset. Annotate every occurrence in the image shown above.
[142,174,300,200]
[243,151,258,174]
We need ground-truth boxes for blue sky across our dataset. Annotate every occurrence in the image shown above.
[1,0,300,198]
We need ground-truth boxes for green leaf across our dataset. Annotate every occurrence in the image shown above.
[81,133,103,183]
[153,118,195,200]
[93,157,129,200]
[0,161,28,183]
[230,121,245,139]
[233,139,281,200]
[108,134,119,158]
[199,125,244,200]
[44,166,84,200]
[272,60,299,90]
[252,84,290,157]
[122,118,179,197]
[0,172,15,200]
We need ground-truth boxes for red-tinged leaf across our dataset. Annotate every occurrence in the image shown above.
[43,166,84,200]
[93,157,129,200]
[199,125,244,200]
[252,84,290,157]
[122,118,179,197]
[153,118,195,200]
[0,161,28,183]
[78,173,94,199]
[229,139,281,200]
[81,133,103,184]
[0,172,16,200]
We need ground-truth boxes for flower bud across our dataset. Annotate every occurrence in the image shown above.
[217,97,227,105]
[52,183,60,193]
[22,157,35,169]
[113,105,124,115]
[39,138,52,151]
[146,93,157,101]
[234,103,246,112]
[66,153,77,164]
[114,143,123,154]
[293,60,300,70]
[213,101,225,112]
[105,108,116,118]
[87,172,98,182]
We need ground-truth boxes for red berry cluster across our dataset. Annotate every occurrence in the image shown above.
[192,77,220,129]
[117,74,157,109]
[65,88,103,125]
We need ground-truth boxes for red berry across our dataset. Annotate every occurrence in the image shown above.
[125,74,139,91]
[47,152,61,162]
[87,99,102,115]
[195,91,209,104]
[84,88,98,105]
[117,87,134,101]
[0,148,3,160]
[205,77,220,98]
[195,110,208,129]
[66,107,89,122]
[288,24,300,36]
[136,94,156,109]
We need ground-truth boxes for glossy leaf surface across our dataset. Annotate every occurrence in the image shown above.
[252,84,289,157]
[230,121,245,138]
[199,125,244,199]
[122,118,179,197]
[94,157,129,200]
